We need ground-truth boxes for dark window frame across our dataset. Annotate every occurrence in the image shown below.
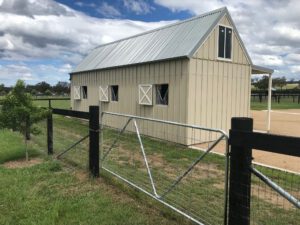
[82,86,88,99]
[155,84,169,105]
[110,85,119,102]
[218,25,232,60]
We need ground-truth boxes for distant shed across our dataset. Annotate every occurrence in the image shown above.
[70,7,272,144]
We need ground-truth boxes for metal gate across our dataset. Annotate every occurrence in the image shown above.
[100,112,229,225]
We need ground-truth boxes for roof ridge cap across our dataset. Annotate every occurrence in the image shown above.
[92,7,227,50]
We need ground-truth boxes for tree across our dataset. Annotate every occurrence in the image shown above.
[0,80,49,160]
[0,84,5,96]
[45,89,52,96]
[277,76,286,90]
[52,81,70,95]
[254,75,269,90]
[35,81,51,94]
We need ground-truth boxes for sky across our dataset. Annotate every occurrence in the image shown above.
[0,0,300,86]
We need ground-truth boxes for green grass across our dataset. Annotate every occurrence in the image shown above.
[251,96,300,110]
[1,113,299,225]
[252,83,299,90]
[30,115,299,225]
[33,99,70,109]
[0,130,39,163]
[0,161,188,225]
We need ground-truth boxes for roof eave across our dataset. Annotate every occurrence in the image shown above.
[70,55,189,75]
[251,64,274,74]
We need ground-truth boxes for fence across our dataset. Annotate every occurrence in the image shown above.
[36,105,299,225]
[228,117,300,225]
[100,111,229,225]
[251,93,300,104]
[45,106,99,176]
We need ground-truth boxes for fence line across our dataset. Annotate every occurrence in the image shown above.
[228,117,300,225]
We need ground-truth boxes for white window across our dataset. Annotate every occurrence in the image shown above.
[110,85,119,102]
[218,25,232,59]
[155,84,169,105]
[74,86,81,100]
[139,84,153,105]
[99,85,109,102]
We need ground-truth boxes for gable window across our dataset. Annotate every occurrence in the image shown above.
[111,85,119,102]
[155,84,168,105]
[82,86,88,99]
[218,25,232,59]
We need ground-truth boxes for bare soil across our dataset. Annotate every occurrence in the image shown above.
[251,109,300,137]
[195,109,300,173]
[3,158,43,169]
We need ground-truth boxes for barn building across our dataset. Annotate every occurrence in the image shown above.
[70,7,273,144]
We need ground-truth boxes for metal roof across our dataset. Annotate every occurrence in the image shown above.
[252,64,274,74]
[72,7,227,73]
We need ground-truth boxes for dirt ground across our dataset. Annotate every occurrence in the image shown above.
[3,158,43,169]
[251,109,300,137]
[197,109,300,173]
[251,109,300,173]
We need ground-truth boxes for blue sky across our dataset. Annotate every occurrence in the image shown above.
[0,0,300,86]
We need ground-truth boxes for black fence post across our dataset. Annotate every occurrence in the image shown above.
[89,106,99,177]
[228,117,253,225]
[47,110,53,155]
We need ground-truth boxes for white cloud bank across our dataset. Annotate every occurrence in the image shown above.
[0,0,300,85]
[0,0,173,85]
[154,0,300,79]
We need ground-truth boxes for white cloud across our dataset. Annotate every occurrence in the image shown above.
[290,65,300,74]
[97,2,121,18]
[154,0,300,80]
[123,0,154,15]
[1,0,300,85]
[0,0,174,85]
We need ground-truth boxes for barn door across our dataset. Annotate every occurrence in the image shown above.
[139,84,153,105]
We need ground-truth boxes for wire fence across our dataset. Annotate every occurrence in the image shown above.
[250,164,300,225]
[30,118,48,155]
[101,112,229,225]
[29,109,300,225]
[31,115,89,169]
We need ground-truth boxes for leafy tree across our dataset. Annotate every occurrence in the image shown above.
[277,76,286,90]
[35,81,51,94]
[0,80,49,160]
[45,89,52,96]
[254,75,269,90]
[31,89,37,96]
[52,81,70,95]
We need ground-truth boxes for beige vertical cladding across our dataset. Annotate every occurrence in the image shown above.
[187,14,251,144]
[70,59,189,144]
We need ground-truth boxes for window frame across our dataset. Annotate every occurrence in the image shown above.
[217,24,233,61]
[110,85,119,102]
[82,86,88,99]
[155,83,169,106]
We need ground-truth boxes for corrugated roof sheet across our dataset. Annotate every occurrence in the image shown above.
[73,8,227,73]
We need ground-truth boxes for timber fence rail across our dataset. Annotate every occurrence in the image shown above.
[38,105,300,225]
[251,93,300,104]
[47,106,99,176]
[228,117,300,225]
